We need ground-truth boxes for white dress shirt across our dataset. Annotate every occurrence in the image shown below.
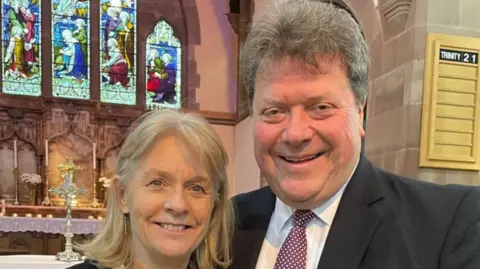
[255,160,358,269]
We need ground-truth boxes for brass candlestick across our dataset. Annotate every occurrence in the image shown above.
[12,168,19,205]
[91,170,100,208]
[42,167,51,206]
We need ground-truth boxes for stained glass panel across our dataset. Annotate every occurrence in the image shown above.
[52,0,90,99]
[145,20,182,110]
[1,0,42,96]
[99,0,136,105]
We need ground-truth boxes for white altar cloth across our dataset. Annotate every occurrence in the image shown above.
[0,216,103,234]
[0,255,83,269]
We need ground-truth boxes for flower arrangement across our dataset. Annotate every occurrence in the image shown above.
[20,173,42,185]
[99,177,112,188]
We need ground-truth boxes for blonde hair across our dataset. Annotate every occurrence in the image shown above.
[75,109,234,269]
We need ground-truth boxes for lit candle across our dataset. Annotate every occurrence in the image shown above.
[13,140,17,168]
[97,216,103,220]
[47,214,53,218]
[88,216,94,219]
[36,214,42,218]
[12,213,17,217]
[93,143,96,169]
[25,213,32,218]
[45,140,48,167]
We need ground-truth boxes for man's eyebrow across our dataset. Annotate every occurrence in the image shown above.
[141,169,170,179]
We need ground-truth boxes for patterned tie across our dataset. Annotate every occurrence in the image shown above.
[274,210,316,269]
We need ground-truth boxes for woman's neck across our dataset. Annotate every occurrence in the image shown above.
[131,256,190,269]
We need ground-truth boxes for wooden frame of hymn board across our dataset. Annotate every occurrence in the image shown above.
[420,33,480,171]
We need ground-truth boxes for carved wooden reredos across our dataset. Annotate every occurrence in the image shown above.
[0,0,205,207]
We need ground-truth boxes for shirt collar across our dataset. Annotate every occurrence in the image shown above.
[273,156,360,230]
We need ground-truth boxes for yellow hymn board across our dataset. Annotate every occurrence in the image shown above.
[420,33,480,170]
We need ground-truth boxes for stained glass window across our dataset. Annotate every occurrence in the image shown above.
[1,0,42,96]
[99,0,136,105]
[52,0,90,99]
[146,20,182,110]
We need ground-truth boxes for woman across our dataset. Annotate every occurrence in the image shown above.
[70,109,234,269]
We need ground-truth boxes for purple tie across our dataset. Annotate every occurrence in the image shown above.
[274,210,316,269]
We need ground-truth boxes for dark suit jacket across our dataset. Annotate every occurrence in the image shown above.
[230,154,480,269]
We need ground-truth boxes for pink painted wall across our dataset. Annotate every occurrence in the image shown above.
[195,0,238,113]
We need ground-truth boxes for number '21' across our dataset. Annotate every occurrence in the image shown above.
[463,53,477,64]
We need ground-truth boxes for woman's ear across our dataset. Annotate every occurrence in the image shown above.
[112,175,128,214]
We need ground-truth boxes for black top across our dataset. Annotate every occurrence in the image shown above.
[67,260,103,269]
[67,259,199,269]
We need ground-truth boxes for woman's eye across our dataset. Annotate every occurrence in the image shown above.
[191,185,206,193]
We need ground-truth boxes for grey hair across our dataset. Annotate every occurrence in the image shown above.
[240,0,369,105]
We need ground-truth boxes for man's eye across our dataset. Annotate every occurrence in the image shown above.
[312,104,331,110]
[264,108,281,116]
[147,179,165,188]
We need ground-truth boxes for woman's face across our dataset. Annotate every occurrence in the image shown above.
[118,134,216,263]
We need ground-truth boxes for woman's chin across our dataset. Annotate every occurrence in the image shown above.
[152,243,193,260]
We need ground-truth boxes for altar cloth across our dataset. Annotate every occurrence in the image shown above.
[0,255,83,269]
[0,216,103,234]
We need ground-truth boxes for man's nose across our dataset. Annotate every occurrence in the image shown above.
[282,109,314,146]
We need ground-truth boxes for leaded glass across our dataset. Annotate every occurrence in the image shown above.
[99,0,136,105]
[51,0,90,99]
[1,0,42,96]
[145,20,182,110]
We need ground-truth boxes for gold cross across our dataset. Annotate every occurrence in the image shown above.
[57,157,83,174]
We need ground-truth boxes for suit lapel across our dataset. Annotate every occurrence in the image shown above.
[317,155,385,269]
[231,187,276,269]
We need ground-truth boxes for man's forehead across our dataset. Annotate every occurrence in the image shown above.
[255,55,346,82]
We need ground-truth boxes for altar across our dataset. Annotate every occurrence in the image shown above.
[0,255,82,269]
[0,156,107,256]
[0,211,103,255]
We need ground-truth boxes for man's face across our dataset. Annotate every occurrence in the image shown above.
[252,56,365,209]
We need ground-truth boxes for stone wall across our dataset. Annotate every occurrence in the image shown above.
[341,0,480,185]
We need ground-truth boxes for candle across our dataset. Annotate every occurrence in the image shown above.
[1,199,5,215]
[93,143,96,169]
[13,140,17,168]
[12,213,17,217]
[88,216,94,219]
[47,214,53,218]
[36,214,42,218]
[25,213,32,218]
[45,140,48,166]
[97,216,103,220]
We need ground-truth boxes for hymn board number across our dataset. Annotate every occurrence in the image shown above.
[439,48,478,64]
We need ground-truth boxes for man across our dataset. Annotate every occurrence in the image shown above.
[230,1,480,269]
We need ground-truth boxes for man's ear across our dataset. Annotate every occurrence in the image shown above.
[112,175,128,214]
[357,102,366,137]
